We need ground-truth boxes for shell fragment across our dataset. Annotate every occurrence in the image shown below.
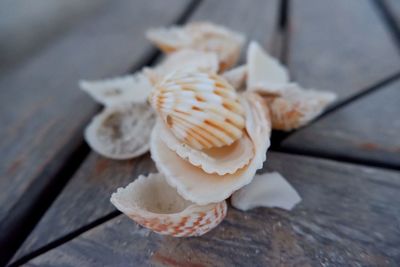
[231,172,301,211]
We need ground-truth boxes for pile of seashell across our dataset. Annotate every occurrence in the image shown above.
[80,22,336,237]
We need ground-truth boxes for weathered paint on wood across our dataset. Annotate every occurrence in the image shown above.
[288,0,400,101]
[0,0,188,257]
[25,152,400,266]
[12,0,281,262]
[280,75,400,168]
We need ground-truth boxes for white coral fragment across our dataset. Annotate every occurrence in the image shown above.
[231,172,301,211]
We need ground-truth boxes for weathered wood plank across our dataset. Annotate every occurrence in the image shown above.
[25,152,400,266]
[0,0,189,262]
[281,78,400,168]
[12,0,281,262]
[288,0,400,101]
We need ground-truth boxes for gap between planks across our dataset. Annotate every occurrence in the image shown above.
[2,1,202,266]
[374,0,400,52]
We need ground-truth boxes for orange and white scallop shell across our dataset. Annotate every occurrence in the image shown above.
[149,70,246,150]
[110,173,227,237]
[150,92,271,205]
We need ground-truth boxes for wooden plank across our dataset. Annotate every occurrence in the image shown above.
[280,78,400,168]
[12,0,281,262]
[25,152,400,266]
[0,0,188,262]
[287,0,400,101]
[383,0,400,29]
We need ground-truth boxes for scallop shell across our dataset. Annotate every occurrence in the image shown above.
[85,103,155,159]
[157,118,254,175]
[79,72,154,107]
[111,173,227,237]
[222,65,247,91]
[247,41,289,95]
[265,84,337,131]
[150,92,271,205]
[144,49,219,84]
[231,172,301,211]
[146,22,245,71]
[149,70,246,150]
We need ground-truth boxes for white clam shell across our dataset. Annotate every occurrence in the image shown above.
[150,92,271,205]
[247,41,289,94]
[231,172,302,211]
[146,22,245,71]
[79,72,154,107]
[157,118,254,175]
[149,70,246,150]
[111,173,227,237]
[265,83,337,131]
[222,65,247,91]
[84,103,155,159]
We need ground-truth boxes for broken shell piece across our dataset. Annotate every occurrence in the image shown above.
[150,92,271,205]
[146,22,245,71]
[222,65,247,91]
[247,41,289,94]
[231,172,301,211]
[111,173,227,237]
[265,84,337,131]
[85,103,155,159]
[79,72,154,107]
[149,70,246,150]
[157,119,253,175]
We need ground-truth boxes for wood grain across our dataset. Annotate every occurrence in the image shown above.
[280,74,400,168]
[287,0,400,101]
[12,0,281,262]
[0,0,188,261]
[25,152,400,266]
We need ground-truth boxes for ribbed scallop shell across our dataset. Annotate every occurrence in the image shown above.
[149,70,246,150]
[110,173,227,237]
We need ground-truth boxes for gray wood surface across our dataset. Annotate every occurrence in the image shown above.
[25,152,400,266]
[12,0,281,262]
[0,0,188,259]
[288,0,400,101]
[280,78,400,168]
[384,0,400,29]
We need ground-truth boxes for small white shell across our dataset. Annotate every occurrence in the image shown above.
[84,103,155,159]
[265,84,337,131]
[149,70,246,150]
[79,72,154,107]
[111,173,227,237]
[231,172,302,211]
[247,41,289,94]
[157,118,254,175]
[146,22,245,71]
[144,49,220,84]
[150,92,271,205]
[222,65,247,91]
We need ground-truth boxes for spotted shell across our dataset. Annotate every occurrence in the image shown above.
[149,70,246,150]
[110,173,227,237]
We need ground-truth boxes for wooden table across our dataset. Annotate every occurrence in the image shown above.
[1,0,400,266]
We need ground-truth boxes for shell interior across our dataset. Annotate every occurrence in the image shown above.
[84,103,155,160]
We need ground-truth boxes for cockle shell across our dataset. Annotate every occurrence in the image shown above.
[157,118,254,175]
[231,172,302,211]
[85,103,155,159]
[111,173,227,237]
[146,22,245,71]
[149,70,246,150]
[264,84,337,131]
[150,92,271,205]
[144,49,219,84]
[247,41,289,94]
[79,72,154,107]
